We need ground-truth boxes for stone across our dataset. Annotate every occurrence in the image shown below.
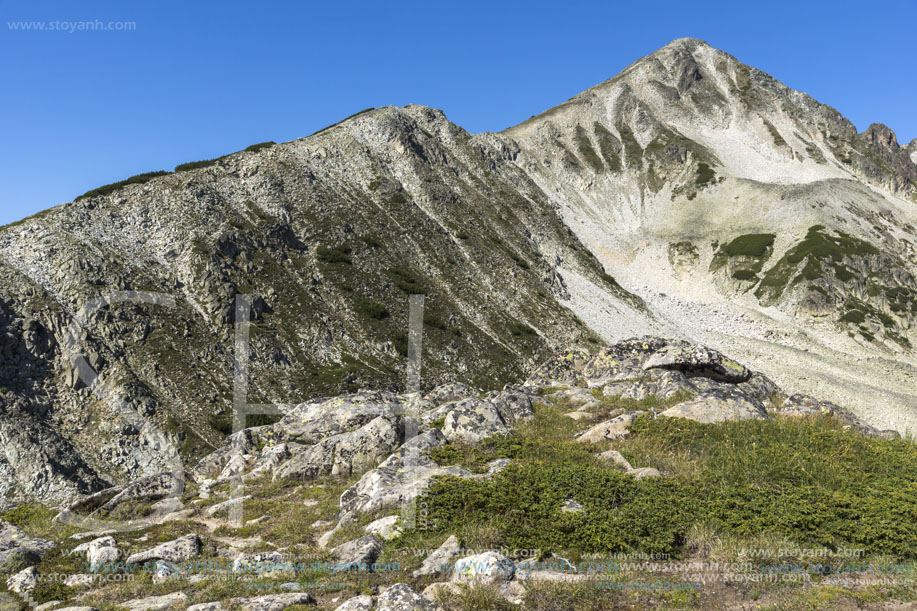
[0,519,54,571]
[628,467,662,479]
[441,399,508,443]
[576,411,645,443]
[413,534,464,578]
[120,592,189,611]
[597,449,632,470]
[273,414,403,481]
[376,583,439,610]
[232,551,286,574]
[364,515,403,541]
[642,344,751,383]
[187,604,224,611]
[64,574,97,588]
[125,534,201,564]
[582,338,669,386]
[661,387,767,423]
[422,582,463,600]
[6,566,38,593]
[229,592,315,610]
[486,390,535,426]
[523,349,590,388]
[451,552,514,585]
[561,498,584,512]
[335,595,373,610]
[331,535,382,570]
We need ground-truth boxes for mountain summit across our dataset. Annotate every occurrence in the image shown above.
[1,39,917,506]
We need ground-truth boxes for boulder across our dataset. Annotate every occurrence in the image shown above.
[661,387,767,423]
[523,349,590,388]
[331,535,383,570]
[125,534,201,565]
[576,412,645,443]
[486,390,534,426]
[120,592,189,611]
[597,450,632,470]
[6,566,38,593]
[583,338,671,386]
[188,604,223,611]
[335,595,373,610]
[340,430,473,515]
[232,551,286,574]
[229,593,315,610]
[0,519,54,571]
[452,552,514,585]
[273,414,403,481]
[441,399,508,443]
[628,467,662,479]
[413,534,464,578]
[642,344,750,383]
[376,583,439,611]
[364,515,403,541]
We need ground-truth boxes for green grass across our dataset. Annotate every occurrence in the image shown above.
[720,233,776,258]
[75,170,171,201]
[388,266,424,294]
[316,244,353,264]
[592,122,622,172]
[574,125,604,172]
[731,269,759,281]
[244,140,275,153]
[694,162,716,189]
[414,398,917,562]
[355,297,389,320]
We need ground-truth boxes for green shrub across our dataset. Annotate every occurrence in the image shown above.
[574,125,604,172]
[694,162,716,188]
[508,321,537,337]
[731,269,758,281]
[244,140,276,153]
[317,244,352,264]
[356,297,389,320]
[388,266,423,294]
[840,310,866,324]
[75,170,171,201]
[175,157,222,172]
[720,233,776,258]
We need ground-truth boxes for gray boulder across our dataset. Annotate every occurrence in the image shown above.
[376,583,440,611]
[583,337,670,386]
[120,592,189,611]
[273,414,403,481]
[0,519,54,571]
[413,534,464,578]
[125,534,201,565]
[335,595,373,610]
[523,349,590,388]
[576,411,645,443]
[452,552,514,584]
[642,344,750,383]
[441,399,508,443]
[229,593,315,610]
[6,566,38,593]
[331,535,382,571]
[661,387,767,423]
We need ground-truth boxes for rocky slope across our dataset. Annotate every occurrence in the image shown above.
[2,337,912,610]
[2,38,917,507]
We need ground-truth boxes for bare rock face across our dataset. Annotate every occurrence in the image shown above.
[861,123,900,151]
[375,583,440,611]
[229,593,315,611]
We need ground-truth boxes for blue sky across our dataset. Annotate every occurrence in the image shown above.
[2,0,915,226]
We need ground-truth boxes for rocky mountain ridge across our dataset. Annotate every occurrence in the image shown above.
[1,38,917,507]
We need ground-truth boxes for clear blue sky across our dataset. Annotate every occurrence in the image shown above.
[2,0,915,226]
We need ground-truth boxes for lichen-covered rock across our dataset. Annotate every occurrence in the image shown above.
[583,337,670,386]
[335,595,373,611]
[486,389,535,426]
[331,535,383,570]
[452,552,515,584]
[340,430,473,515]
[597,449,632,470]
[229,592,315,610]
[413,534,464,578]
[364,515,403,541]
[125,534,201,565]
[441,399,508,443]
[642,344,751,383]
[576,411,645,443]
[0,519,54,571]
[120,592,189,611]
[524,349,590,388]
[661,387,767,423]
[777,394,898,438]
[273,414,403,481]
[376,583,440,610]
[6,566,38,593]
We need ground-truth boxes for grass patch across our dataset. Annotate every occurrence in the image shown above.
[355,297,389,320]
[388,266,424,294]
[316,244,353,264]
[414,399,917,562]
[694,162,716,189]
[720,233,776,258]
[75,170,171,201]
[574,125,604,172]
